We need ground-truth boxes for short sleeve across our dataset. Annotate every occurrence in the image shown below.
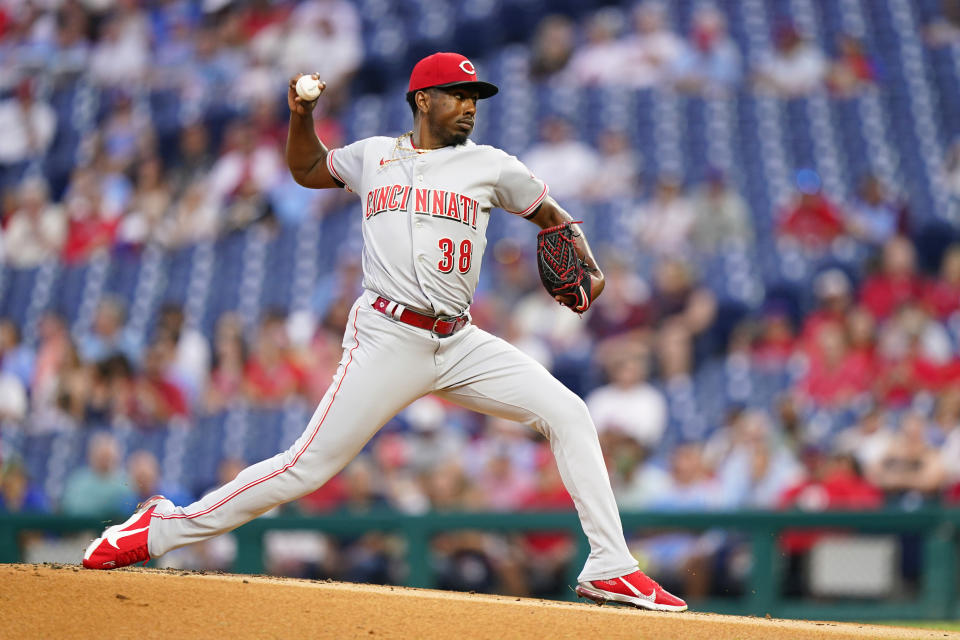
[326,138,370,193]
[491,152,548,218]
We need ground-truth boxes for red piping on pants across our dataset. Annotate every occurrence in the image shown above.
[153,304,362,521]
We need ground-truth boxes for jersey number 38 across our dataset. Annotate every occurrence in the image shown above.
[438,238,472,274]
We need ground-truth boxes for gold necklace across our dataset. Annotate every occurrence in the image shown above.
[378,132,440,168]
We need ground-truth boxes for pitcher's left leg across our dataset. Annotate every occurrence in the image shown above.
[433,326,636,582]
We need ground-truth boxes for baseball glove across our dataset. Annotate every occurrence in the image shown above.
[536,221,595,313]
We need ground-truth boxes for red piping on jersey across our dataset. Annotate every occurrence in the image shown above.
[326,149,347,186]
[509,183,548,217]
[153,304,363,521]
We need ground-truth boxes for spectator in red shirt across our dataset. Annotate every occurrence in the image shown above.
[799,324,871,408]
[924,243,960,320]
[205,313,247,413]
[299,320,345,406]
[517,444,576,597]
[781,451,884,513]
[752,304,797,368]
[244,311,306,406]
[801,269,853,358]
[873,300,960,405]
[31,312,73,411]
[778,170,846,248]
[860,236,926,320]
[240,0,292,39]
[846,302,876,345]
[845,304,878,370]
[61,167,119,263]
[298,472,348,513]
[827,34,878,97]
[873,344,922,408]
[132,334,188,424]
[778,450,884,562]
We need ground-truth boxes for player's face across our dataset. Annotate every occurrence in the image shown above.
[426,87,479,146]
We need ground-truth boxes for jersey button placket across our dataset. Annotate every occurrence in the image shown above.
[415,164,425,227]
[413,167,425,258]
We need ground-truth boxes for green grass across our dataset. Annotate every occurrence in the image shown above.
[877,621,960,632]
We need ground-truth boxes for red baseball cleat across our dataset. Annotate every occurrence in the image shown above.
[576,569,688,612]
[82,495,169,570]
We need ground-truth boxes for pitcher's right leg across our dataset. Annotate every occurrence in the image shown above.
[145,300,435,558]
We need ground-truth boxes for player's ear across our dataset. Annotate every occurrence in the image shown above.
[415,90,430,116]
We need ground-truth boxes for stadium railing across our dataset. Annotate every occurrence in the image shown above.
[1,508,957,621]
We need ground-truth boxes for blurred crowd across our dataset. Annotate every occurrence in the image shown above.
[2,0,960,600]
[0,0,361,257]
[529,2,878,98]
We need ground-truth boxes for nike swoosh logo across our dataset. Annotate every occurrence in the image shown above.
[106,526,149,550]
[575,285,589,312]
[619,576,656,601]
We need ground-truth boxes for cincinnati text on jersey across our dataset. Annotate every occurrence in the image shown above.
[365,185,480,230]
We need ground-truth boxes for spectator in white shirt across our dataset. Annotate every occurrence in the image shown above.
[585,128,642,202]
[619,1,685,89]
[586,341,667,449]
[943,422,960,486]
[0,371,27,423]
[567,8,627,87]
[51,7,91,80]
[689,169,753,253]
[4,177,65,268]
[155,304,210,409]
[157,178,220,248]
[207,120,284,210]
[522,117,599,202]
[0,79,56,175]
[634,173,696,255]
[88,11,149,88]
[278,0,362,111]
[943,139,960,199]
[834,405,896,471]
[754,23,827,97]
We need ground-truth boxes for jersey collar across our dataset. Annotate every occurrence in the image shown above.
[403,133,476,151]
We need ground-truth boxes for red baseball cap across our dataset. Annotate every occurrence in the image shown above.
[407,52,498,99]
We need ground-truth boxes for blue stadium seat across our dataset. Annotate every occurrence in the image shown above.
[103,254,143,308]
[2,267,40,326]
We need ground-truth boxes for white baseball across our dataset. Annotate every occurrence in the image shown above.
[296,75,321,101]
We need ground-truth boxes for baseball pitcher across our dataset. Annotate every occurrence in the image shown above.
[83,52,687,612]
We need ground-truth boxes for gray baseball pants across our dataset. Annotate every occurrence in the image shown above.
[147,292,638,582]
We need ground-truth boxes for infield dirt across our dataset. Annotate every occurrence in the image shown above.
[1,563,957,640]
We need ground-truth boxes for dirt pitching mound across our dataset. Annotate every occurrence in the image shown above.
[1,564,956,640]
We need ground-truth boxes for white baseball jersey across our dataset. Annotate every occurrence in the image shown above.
[326,134,548,316]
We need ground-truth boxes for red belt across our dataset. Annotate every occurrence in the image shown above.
[372,296,470,337]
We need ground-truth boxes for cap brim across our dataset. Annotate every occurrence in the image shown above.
[417,80,499,99]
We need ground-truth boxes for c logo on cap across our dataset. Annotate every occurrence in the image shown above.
[459,60,476,75]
